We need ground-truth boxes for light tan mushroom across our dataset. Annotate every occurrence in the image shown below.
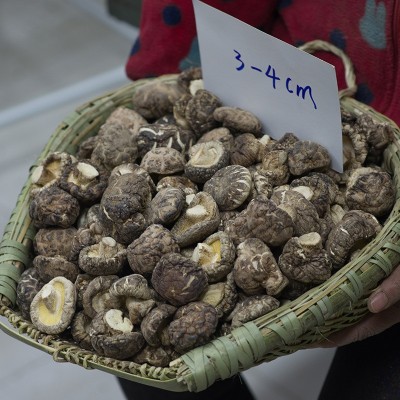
[30,277,76,334]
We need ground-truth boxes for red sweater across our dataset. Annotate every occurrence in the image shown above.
[125,0,400,125]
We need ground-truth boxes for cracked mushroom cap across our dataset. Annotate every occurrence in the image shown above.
[156,175,198,196]
[109,274,156,300]
[290,173,339,218]
[184,89,222,136]
[278,232,332,284]
[227,294,280,328]
[140,146,185,176]
[89,309,145,359]
[151,253,208,306]
[168,301,218,353]
[197,127,234,151]
[233,238,288,296]
[33,227,77,260]
[145,187,186,226]
[91,122,138,170]
[59,159,108,205]
[79,237,127,275]
[33,255,80,283]
[30,151,75,196]
[30,276,77,334]
[137,123,196,158]
[140,303,177,347]
[203,165,252,211]
[345,167,395,217]
[16,267,44,321]
[127,224,180,276]
[82,275,121,318]
[224,195,294,247]
[271,189,322,237]
[325,210,382,269]
[29,186,80,229]
[213,106,263,137]
[230,133,263,166]
[184,140,230,184]
[287,140,331,176]
[131,80,187,120]
[171,191,220,247]
[192,231,236,283]
[260,149,290,186]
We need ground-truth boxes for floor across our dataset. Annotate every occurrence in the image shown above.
[0,1,336,399]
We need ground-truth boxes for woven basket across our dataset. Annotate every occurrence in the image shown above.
[1,40,400,393]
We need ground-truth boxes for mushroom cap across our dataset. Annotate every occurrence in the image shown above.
[140,147,185,175]
[127,224,180,276]
[145,188,186,226]
[105,106,148,138]
[192,231,236,282]
[184,141,230,184]
[29,186,80,229]
[279,232,332,284]
[225,195,294,247]
[79,237,127,275]
[156,175,198,196]
[287,140,331,176]
[140,303,177,347]
[168,301,218,353]
[184,89,222,136]
[345,167,396,217]
[325,210,382,268]
[30,276,77,334]
[151,253,208,306]
[171,192,220,247]
[33,255,80,283]
[260,149,290,186]
[230,133,263,166]
[110,274,156,300]
[132,345,176,368]
[16,267,44,321]
[71,311,93,350]
[203,165,252,211]
[233,238,288,296]
[228,295,280,328]
[33,227,77,260]
[197,127,234,151]
[213,106,263,137]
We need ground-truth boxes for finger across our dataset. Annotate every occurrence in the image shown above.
[368,265,400,313]
[312,301,400,348]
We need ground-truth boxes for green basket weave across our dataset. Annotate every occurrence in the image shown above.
[1,41,400,393]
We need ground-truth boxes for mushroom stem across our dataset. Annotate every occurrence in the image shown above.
[41,285,60,313]
[76,162,99,182]
[98,237,117,257]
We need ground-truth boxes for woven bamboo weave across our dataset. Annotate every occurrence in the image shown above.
[1,41,400,392]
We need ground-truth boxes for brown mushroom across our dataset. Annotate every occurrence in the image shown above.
[233,238,288,296]
[197,127,234,151]
[127,224,180,276]
[29,186,80,229]
[279,232,332,284]
[171,192,220,247]
[151,253,208,306]
[213,106,263,137]
[33,255,80,283]
[345,167,395,217]
[227,295,280,328]
[191,231,236,282]
[203,165,252,211]
[132,345,177,367]
[156,175,198,196]
[104,106,148,139]
[168,301,218,353]
[79,237,127,276]
[224,195,294,247]
[140,147,185,176]
[260,149,290,186]
[16,267,44,321]
[33,227,77,260]
[145,188,186,226]
[71,311,93,350]
[140,303,177,347]
[287,140,331,176]
[184,141,230,184]
[230,133,263,166]
[325,210,382,269]
[30,276,77,334]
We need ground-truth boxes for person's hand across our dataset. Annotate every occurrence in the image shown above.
[314,264,400,348]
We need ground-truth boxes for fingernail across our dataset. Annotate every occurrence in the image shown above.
[369,291,389,313]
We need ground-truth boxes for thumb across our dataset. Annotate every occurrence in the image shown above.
[368,265,400,313]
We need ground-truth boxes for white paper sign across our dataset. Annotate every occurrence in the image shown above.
[192,0,343,172]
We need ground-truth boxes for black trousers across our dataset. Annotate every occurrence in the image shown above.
[118,323,400,400]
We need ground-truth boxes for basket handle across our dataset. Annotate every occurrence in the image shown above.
[298,39,357,99]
